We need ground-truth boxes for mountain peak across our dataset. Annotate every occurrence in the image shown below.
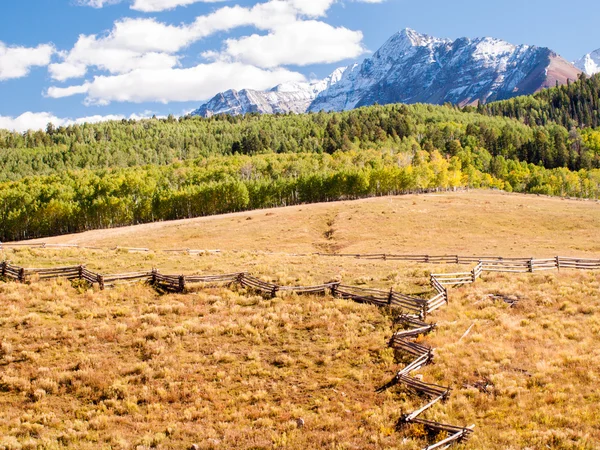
[398,28,431,46]
[385,28,447,51]
[575,49,600,75]
[192,68,344,118]
[310,29,580,111]
[193,29,581,118]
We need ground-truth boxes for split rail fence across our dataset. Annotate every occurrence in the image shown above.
[1,252,599,449]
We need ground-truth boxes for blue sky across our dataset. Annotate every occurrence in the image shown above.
[1,0,600,131]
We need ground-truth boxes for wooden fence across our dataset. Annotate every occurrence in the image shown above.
[2,252,599,450]
[3,242,600,272]
[319,253,600,270]
[382,314,475,449]
[0,261,438,317]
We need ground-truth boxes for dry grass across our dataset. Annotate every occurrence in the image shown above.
[418,270,600,449]
[0,280,403,449]
[16,190,600,257]
[1,191,599,449]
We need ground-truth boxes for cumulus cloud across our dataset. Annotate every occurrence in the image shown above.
[47,62,306,104]
[44,0,376,106]
[209,20,365,68]
[0,42,54,81]
[0,111,155,133]
[285,0,336,17]
[48,3,296,82]
[48,18,195,81]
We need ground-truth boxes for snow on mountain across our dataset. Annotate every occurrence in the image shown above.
[193,28,582,117]
[192,70,344,118]
[309,28,580,112]
[575,50,600,75]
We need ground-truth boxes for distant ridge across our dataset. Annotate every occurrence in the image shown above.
[193,28,581,117]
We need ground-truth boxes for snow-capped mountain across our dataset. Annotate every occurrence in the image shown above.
[575,49,600,75]
[309,28,580,111]
[193,29,581,117]
[192,69,344,117]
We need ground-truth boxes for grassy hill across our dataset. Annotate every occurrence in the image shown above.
[1,191,599,449]
[1,103,599,242]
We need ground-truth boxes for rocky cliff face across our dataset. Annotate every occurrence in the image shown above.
[309,28,581,111]
[192,69,344,117]
[193,29,582,117]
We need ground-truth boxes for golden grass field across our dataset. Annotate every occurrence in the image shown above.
[1,190,599,449]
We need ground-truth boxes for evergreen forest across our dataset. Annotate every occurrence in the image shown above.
[2,79,600,241]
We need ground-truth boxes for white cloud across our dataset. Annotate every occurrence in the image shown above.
[77,0,123,7]
[47,62,306,104]
[48,3,297,82]
[211,20,365,68]
[285,0,336,17]
[47,0,373,105]
[49,18,194,81]
[131,0,227,12]
[46,83,92,98]
[0,111,155,133]
[0,42,54,81]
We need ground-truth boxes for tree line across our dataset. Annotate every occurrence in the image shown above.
[1,148,598,242]
[474,73,600,129]
[1,103,599,184]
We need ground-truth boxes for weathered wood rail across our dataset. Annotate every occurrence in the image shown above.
[319,253,600,271]
[2,252,598,449]
[379,312,474,449]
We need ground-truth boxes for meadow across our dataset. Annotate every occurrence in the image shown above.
[1,190,599,449]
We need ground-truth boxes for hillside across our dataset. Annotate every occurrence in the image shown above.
[476,73,600,129]
[1,103,600,242]
[16,191,600,257]
[1,191,599,449]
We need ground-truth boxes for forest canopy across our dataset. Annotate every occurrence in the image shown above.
[1,97,600,241]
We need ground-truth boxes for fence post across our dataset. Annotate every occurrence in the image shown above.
[555,256,560,271]
[151,268,158,285]
[455,255,459,264]
[1,261,6,278]
[528,258,534,273]
[388,287,394,305]
[471,267,476,283]
[97,274,105,290]
[236,273,245,287]
[179,275,186,293]
[78,265,84,280]
[330,282,339,297]
[18,268,25,283]
[270,285,279,298]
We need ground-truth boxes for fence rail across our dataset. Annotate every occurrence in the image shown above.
[3,241,600,271]
[2,251,599,450]
[318,253,600,271]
